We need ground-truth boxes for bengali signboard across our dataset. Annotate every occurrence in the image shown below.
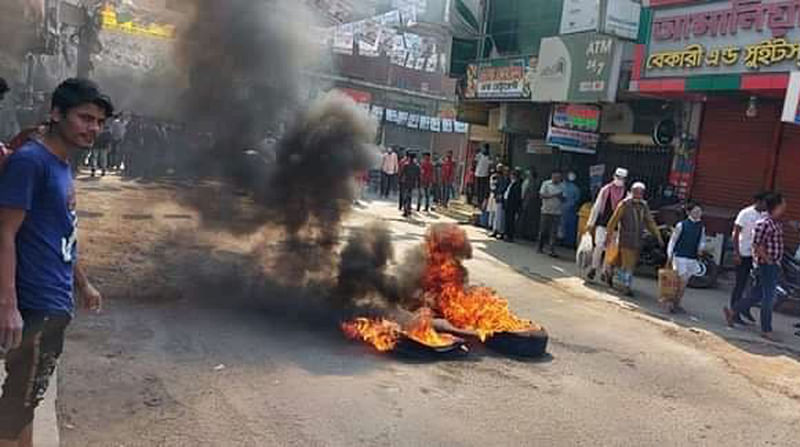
[463,56,536,100]
[645,0,800,77]
[546,103,602,153]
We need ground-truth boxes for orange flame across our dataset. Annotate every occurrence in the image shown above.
[422,224,539,341]
[342,308,457,351]
[341,318,400,352]
[404,308,458,348]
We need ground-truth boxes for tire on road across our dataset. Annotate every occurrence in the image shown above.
[484,328,549,358]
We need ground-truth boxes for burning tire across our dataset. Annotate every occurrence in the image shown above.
[393,335,470,360]
[484,328,549,358]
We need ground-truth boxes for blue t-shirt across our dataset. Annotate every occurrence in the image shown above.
[0,141,77,314]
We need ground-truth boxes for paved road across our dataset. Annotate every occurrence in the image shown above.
[60,189,800,446]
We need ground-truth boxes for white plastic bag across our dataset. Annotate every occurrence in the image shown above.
[576,232,594,277]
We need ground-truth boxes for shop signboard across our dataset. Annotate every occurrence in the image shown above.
[560,0,601,35]
[560,0,641,40]
[645,0,800,78]
[603,0,641,40]
[463,56,536,100]
[782,71,800,124]
[546,103,602,153]
[532,32,624,103]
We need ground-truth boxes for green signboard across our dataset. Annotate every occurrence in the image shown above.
[531,32,624,103]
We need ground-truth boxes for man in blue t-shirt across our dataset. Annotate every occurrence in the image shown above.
[0,78,112,446]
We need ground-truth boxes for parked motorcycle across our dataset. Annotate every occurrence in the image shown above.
[774,251,800,316]
[637,226,719,289]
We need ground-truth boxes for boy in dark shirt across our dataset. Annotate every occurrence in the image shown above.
[0,78,112,446]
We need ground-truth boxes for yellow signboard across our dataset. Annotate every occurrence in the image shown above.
[647,38,800,71]
[100,5,176,39]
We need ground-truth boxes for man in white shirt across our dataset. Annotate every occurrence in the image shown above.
[730,191,769,324]
[474,145,492,208]
[538,170,565,257]
[380,147,399,198]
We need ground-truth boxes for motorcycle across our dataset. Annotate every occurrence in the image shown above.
[637,226,719,289]
[773,251,800,316]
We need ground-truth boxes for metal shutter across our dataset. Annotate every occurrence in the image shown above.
[777,124,800,247]
[692,98,780,209]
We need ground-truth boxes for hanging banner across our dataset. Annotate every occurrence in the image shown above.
[371,105,385,122]
[386,109,398,122]
[454,121,469,133]
[430,117,441,132]
[397,111,409,125]
[333,24,354,55]
[442,119,454,132]
[407,114,420,128]
[419,115,431,130]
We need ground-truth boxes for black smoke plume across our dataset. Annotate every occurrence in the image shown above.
[171,0,382,289]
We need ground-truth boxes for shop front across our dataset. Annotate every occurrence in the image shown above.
[630,0,800,240]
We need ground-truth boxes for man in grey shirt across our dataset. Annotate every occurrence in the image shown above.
[538,170,565,257]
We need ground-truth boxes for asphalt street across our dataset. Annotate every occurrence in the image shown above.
[59,186,800,446]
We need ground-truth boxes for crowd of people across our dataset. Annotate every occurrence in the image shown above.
[78,115,208,179]
[452,143,799,341]
[379,147,457,217]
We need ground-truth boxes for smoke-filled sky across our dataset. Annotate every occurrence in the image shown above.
[168,0,382,292]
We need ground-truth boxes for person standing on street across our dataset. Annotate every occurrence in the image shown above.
[560,171,581,247]
[109,113,127,170]
[441,150,455,207]
[474,145,491,208]
[490,165,510,239]
[0,78,108,447]
[400,152,420,217]
[538,170,565,257]
[380,147,399,198]
[605,182,664,296]
[397,151,409,211]
[503,169,523,243]
[726,193,787,342]
[730,191,769,324]
[519,168,540,241]
[90,123,112,178]
[666,201,706,313]
[418,152,434,212]
[586,168,628,282]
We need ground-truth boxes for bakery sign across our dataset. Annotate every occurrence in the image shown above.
[645,0,800,77]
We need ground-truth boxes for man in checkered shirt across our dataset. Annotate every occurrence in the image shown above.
[725,193,786,341]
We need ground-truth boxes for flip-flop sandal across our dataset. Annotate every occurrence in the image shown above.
[795,330,800,337]
[794,322,800,329]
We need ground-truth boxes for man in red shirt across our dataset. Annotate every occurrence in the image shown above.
[441,150,455,207]
[418,152,434,212]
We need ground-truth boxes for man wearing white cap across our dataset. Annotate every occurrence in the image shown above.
[606,182,664,296]
[586,167,629,282]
